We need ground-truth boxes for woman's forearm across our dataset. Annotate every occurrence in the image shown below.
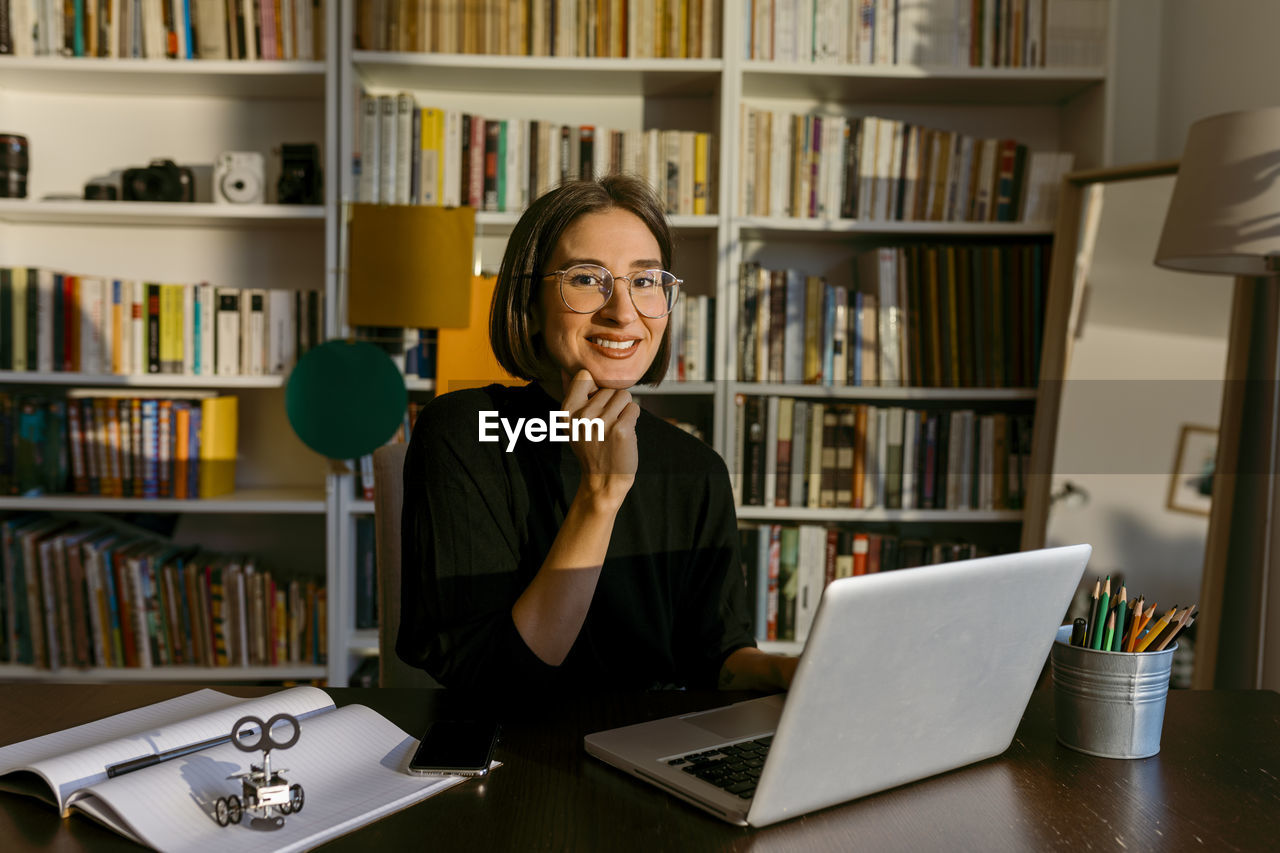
[510,491,621,666]
[718,647,799,692]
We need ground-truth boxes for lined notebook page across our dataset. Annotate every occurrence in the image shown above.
[0,686,334,813]
[70,704,475,853]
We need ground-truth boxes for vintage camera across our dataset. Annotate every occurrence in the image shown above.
[213,151,265,204]
[122,159,195,202]
[277,143,322,205]
[0,134,29,199]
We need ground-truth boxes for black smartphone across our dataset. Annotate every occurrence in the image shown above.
[407,719,500,777]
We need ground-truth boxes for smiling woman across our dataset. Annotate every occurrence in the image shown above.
[397,175,798,694]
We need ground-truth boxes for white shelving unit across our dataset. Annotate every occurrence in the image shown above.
[0,663,327,681]
[0,199,324,227]
[0,489,327,515]
[0,6,338,685]
[0,371,287,388]
[3,3,1111,686]
[325,3,1112,680]
[0,57,326,98]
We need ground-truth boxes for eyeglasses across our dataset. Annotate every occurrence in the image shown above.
[544,263,681,319]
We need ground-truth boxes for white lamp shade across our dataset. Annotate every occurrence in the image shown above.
[1155,106,1280,276]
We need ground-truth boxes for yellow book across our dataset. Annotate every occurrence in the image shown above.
[111,280,124,374]
[655,0,667,57]
[434,107,447,205]
[157,284,171,372]
[161,284,184,374]
[803,275,823,383]
[67,275,80,371]
[945,247,961,387]
[11,268,26,371]
[419,107,442,205]
[693,132,709,215]
[199,395,238,498]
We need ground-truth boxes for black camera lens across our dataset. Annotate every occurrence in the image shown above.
[130,172,164,199]
[0,134,29,199]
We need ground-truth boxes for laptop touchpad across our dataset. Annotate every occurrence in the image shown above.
[682,700,782,740]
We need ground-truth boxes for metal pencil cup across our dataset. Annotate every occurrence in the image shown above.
[1050,624,1176,759]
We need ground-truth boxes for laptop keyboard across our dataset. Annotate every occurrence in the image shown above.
[665,736,773,799]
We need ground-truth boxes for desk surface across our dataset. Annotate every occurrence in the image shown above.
[0,685,1276,852]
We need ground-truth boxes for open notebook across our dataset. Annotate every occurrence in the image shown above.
[0,685,488,852]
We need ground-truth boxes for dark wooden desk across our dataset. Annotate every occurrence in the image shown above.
[0,685,1276,852]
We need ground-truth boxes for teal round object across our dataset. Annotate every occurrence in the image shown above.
[285,340,408,459]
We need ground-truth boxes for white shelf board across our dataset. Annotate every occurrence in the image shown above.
[0,664,327,682]
[0,371,286,388]
[0,488,327,514]
[0,200,325,228]
[405,377,437,392]
[348,500,375,515]
[0,57,326,98]
[728,383,1037,402]
[474,211,717,234]
[630,381,715,395]
[735,506,1024,523]
[740,61,1107,103]
[735,216,1055,240]
[352,51,724,96]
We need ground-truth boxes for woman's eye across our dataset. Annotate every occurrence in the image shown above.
[632,275,658,288]
[569,274,601,287]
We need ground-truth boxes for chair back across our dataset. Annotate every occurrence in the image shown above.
[373,443,438,688]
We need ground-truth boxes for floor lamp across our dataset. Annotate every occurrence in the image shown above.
[1155,106,1280,690]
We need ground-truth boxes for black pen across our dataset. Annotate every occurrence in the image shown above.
[106,734,233,778]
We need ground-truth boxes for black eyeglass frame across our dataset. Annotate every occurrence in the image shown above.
[539,264,683,319]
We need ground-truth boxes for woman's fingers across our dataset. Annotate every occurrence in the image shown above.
[597,388,634,426]
[560,368,598,412]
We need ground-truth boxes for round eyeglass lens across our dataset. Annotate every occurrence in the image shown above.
[559,264,677,317]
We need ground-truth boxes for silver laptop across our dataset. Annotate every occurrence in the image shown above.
[585,544,1092,827]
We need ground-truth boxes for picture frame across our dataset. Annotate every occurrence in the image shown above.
[1167,424,1218,516]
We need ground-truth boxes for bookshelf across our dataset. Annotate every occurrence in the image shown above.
[0,4,337,683]
[325,1,1113,682]
[0,199,324,227]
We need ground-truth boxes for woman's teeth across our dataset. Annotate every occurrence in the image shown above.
[591,338,637,350]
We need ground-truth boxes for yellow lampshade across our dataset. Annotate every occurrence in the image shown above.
[346,203,476,328]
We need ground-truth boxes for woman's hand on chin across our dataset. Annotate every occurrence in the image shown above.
[561,368,639,511]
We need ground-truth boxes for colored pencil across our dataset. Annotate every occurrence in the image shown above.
[1128,601,1156,653]
[1085,578,1101,648]
[1136,605,1179,653]
[1155,606,1197,651]
[1124,596,1144,651]
[1090,576,1111,650]
[1112,587,1128,651]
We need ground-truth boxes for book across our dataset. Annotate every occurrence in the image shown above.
[0,686,485,851]
[200,396,238,499]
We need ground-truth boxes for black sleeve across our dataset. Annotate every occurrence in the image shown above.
[396,393,560,692]
[675,453,757,689]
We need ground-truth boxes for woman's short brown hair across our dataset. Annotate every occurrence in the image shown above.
[489,174,674,385]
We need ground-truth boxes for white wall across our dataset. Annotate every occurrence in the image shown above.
[1108,0,1280,163]
[1155,0,1280,160]
[1045,323,1228,608]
